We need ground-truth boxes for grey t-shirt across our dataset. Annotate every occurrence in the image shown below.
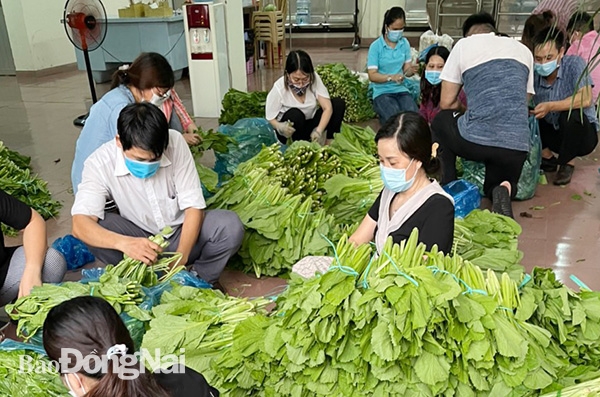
[440,33,535,152]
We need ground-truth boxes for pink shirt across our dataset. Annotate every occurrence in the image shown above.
[533,0,579,32]
[566,30,600,102]
[419,90,467,124]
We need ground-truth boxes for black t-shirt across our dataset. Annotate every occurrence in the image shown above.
[154,365,219,397]
[368,192,454,254]
[0,189,32,286]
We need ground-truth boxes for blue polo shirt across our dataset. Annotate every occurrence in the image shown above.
[367,35,412,99]
[533,55,599,131]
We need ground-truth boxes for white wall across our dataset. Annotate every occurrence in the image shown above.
[4,0,76,71]
[362,0,406,39]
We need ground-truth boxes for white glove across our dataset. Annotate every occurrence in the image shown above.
[274,121,295,138]
[310,128,322,142]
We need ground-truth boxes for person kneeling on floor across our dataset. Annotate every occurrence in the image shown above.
[71,103,244,285]
[431,12,534,218]
[532,27,599,186]
[266,50,346,145]
[44,296,219,397]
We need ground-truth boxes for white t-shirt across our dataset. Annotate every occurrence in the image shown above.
[265,73,330,121]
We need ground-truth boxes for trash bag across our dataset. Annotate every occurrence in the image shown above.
[214,118,278,182]
[443,180,481,218]
[120,312,145,351]
[462,116,542,201]
[0,339,47,355]
[139,270,211,311]
[51,235,95,271]
[419,30,454,54]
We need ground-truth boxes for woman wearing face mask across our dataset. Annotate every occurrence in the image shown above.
[349,112,454,254]
[71,52,199,194]
[531,27,598,186]
[266,50,346,144]
[418,46,467,125]
[367,7,418,125]
[43,296,219,397]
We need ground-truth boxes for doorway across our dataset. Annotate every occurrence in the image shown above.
[0,0,16,75]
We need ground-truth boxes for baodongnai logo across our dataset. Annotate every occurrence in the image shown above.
[20,348,186,380]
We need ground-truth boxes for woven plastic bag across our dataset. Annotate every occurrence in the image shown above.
[462,116,542,200]
[51,235,95,271]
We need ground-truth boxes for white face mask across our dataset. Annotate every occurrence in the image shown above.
[64,373,86,397]
[148,89,171,108]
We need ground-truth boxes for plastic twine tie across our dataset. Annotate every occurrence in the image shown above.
[570,275,591,291]
[90,286,95,296]
[320,234,359,278]
[380,249,419,287]
[359,254,376,289]
[427,266,487,296]
[518,274,532,289]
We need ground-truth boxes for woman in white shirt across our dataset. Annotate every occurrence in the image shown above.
[265,50,346,144]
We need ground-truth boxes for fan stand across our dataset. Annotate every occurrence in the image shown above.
[70,13,99,127]
[340,0,368,51]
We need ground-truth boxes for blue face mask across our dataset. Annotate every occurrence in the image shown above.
[387,29,404,43]
[425,70,442,85]
[380,159,416,193]
[124,156,161,179]
[534,59,558,77]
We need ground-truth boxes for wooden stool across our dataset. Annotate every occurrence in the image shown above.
[253,10,286,68]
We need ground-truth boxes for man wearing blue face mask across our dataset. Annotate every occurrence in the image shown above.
[532,27,598,186]
[367,7,418,125]
[71,103,244,286]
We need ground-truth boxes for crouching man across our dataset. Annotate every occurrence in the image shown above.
[71,102,244,285]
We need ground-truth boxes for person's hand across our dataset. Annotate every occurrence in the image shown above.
[411,63,420,75]
[391,74,404,84]
[274,121,295,138]
[310,128,323,143]
[18,269,42,299]
[183,132,201,146]
[532,102,554,119]
[118,236,163,265]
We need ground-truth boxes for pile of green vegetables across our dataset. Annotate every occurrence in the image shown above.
[218,89,267,126]
[316,63,375,123]
[0,350,69,396]
[207,124,382,277]
[142,285,270,383]
[189,128,238,194]
[212,231,600,396]
[454,209,526,279]
[0,142,61,236]
[6,228,183,340]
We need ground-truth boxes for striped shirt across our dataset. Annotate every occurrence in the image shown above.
[533,0,579,32]
[162,88,194,131]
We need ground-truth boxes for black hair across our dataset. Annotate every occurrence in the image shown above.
[420,46,450,109]
[284,50,315,89]
[381,7,406,36]
[462,12,497,37]
[532,26,566,53]
[375,112,441,176]
[117,103,170,159]
[111,52,175,91]
[43,296,171,397]
[568,11,594,34]
[522,11,556,52]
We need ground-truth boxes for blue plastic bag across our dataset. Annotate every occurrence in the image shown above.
[443,180,481,218]
[0,339,47,355]
[214,118,278,182]
[51,235,95,270]
[140,270,211,310]
[80,267,105,283]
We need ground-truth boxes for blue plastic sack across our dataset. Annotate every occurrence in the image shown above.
[443,180,481,218]
[0,339,47,355]
[139,270,211,310]
[51,235,95,270]
[80,267,105,284]
[214,118,278,182]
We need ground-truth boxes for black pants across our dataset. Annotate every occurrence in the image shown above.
[276,97,346,143]
[431,110,528,199]
[538,110,598,165]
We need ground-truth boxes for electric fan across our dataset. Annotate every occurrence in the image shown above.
[62,0,107,126]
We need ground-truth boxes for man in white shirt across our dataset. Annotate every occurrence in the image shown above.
[71,103,244,284]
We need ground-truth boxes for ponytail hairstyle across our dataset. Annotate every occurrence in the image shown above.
[375,112,441,177]
[111,52,175,91]
[43,296,171,397]
[381,7,406,36]
[420,45,450,108]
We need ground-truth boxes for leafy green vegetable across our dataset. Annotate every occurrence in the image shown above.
[571,194,583,201]
[315,63,375,122]
[0,350,69,396]
[218,89,267,126]
[189,127,238,158]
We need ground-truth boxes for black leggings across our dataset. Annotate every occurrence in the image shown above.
[276,97,346,143]
[431,110,528,199]
[538,110,598,165]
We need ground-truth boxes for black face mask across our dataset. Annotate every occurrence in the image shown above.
[288,82,309,96]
